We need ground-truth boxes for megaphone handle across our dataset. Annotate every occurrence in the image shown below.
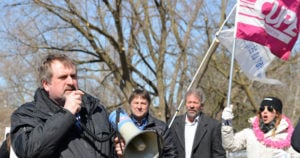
[115,108,125,155]
[156,131,163,157]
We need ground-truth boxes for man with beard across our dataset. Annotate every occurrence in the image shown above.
[10,54,116,158]
[169,88,226,158]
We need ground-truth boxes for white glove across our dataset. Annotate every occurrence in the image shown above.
[222,104,234,120]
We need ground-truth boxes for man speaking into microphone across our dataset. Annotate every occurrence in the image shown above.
[10,54,116,158]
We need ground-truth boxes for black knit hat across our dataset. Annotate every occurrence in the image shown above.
[260,97,282,113]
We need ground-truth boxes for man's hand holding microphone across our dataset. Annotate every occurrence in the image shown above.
[63,85,84,115]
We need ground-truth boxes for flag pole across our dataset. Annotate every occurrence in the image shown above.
[226,37,237,108]
[168,38,219,128]
[168,4,237,128]
[225,3,238,108]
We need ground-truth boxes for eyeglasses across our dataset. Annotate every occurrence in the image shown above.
[259,106,274,112]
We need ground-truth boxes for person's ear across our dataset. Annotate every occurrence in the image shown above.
[42,80,50,91]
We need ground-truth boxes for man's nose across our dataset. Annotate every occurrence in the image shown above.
[137,103,142,108]
[191,104,197,109]
[66,76,74,84]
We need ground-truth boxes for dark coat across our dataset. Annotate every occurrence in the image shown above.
[169,113,226,158]
[143,114,178,157]
[292,118,300,153]
[0,139,9,158]
[10,88,116,158]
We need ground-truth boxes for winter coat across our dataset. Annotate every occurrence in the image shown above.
[169,113,226,158]
[142,114,178,157]
[0,139,9,158]
[222,115,300,158]
[292,118,300,153]
[10,88,116,158]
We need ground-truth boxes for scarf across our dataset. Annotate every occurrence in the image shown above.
[259,119,276,133]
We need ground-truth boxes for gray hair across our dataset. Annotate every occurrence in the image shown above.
[185,88,206,105]
[38,54,76,88]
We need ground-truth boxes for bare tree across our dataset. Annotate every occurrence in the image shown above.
[1,0,225,120]
[1,0,300,131]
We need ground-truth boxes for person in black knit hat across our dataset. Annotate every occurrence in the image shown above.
[258,97,283,133]
[260,97,282,113]
[221,96,300,158]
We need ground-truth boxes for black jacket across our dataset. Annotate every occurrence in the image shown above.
[10,88,116,158]
[142,114,178,158]
[292,118,300,153]
[0,139,9,158]
[169,113,226,158]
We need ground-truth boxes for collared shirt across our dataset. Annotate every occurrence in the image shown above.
[185,115,199,158]
[131,115,148,130]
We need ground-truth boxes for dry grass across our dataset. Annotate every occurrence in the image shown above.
[0,107,16,141]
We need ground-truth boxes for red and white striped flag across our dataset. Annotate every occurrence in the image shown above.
[236,0,300,60]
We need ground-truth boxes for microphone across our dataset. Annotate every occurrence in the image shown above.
[69,85,83,132]
[75,113,83,132]
[67,85,115,142]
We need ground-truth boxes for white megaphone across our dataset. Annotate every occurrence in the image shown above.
[109,109,161,158]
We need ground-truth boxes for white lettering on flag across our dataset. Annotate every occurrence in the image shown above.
[217,29,282,85]
[236,0,300,60]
